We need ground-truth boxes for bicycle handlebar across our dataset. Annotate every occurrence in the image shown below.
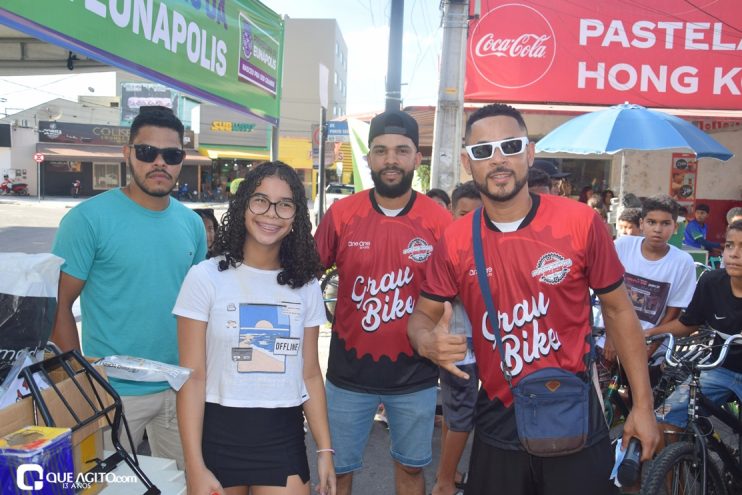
[659,332,742,369]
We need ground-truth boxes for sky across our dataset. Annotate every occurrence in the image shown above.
[0,0,443,118]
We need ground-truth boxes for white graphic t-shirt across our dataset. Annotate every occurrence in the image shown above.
[613,235,696,330]
[173,257,326,408]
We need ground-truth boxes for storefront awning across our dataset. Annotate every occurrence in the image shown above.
[199,140,315,170]
[36,143,211,165]
[37,143,123,163]
[198,145,270,161]
[184,150,212,166]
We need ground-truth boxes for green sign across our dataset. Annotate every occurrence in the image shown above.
[0,0,283,125]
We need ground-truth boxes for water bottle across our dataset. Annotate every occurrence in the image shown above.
[617,438,642,486]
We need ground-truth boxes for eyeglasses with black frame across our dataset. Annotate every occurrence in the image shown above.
[247,194,297,219]
[465,137,529,161]
[131,144,185,165]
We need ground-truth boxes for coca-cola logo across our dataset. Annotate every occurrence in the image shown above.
[469,4,556,89]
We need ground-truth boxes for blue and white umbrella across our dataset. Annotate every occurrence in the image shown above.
[535,103,733,200]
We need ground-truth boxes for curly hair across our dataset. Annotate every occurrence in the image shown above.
[212,161,322,289]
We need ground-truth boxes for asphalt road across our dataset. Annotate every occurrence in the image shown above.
[0,195,471,494]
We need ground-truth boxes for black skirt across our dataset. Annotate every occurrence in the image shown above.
[202,402,310,488]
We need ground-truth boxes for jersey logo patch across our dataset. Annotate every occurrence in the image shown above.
[347,240,372,250]
[531,252,572,285]
[402,237,433,263]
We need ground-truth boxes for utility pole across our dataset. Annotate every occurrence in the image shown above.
[430,0,469,191]
[385,0,404,112]
[317,106,328,223]
[317,64,329,224]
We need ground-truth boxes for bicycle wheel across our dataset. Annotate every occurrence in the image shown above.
[320,267,339,324]
[641,441,727,495]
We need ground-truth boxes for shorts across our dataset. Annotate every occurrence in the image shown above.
[466,434,618,495]
[439,363,478,432]
[325,381,436,474]
[202,403,310,487]
[656,367,742,428]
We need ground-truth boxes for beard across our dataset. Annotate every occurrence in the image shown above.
[128,158,175,198]
[474,167,528,203]
[371,167,415,198]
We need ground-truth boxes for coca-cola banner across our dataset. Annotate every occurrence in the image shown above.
[466,0,741,109]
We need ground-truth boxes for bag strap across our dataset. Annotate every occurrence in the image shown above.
[472,207,513,388]
[471,208,593,388]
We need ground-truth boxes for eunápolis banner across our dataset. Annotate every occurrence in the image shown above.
[0,0,283,125]
[466,0,742,109]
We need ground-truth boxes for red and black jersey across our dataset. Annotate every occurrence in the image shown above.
[315,189,451,393]
[422,194,624,448]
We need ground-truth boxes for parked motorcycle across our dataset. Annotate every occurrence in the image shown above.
[0,182,29,196]
[176,183,198,201]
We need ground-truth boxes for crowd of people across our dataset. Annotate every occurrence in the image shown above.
[47,104,742,495]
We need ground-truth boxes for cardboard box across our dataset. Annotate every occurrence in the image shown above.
[0,357,112,494]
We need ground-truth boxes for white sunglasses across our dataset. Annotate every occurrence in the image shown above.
[465,137,529,160]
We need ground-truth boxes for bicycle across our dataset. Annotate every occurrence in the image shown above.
[599,356,632,429]
[597,332,694,431]
[641,331,742,495]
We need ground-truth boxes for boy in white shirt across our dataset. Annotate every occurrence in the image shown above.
[603,194,696,366]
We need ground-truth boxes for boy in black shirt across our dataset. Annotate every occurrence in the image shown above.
[650,220,742,428]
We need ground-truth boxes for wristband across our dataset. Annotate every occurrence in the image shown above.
[316,448,335,455]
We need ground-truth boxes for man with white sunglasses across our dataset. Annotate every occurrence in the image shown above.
[409,103,659,494]
[51,106,207,469]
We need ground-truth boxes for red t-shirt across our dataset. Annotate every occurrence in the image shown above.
[422,194,623,447]
[315,189,451,393]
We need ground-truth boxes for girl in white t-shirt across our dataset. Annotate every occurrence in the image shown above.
[174,161,335,495]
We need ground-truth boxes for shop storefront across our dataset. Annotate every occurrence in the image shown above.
[196,104,315,199]
[403,103,741,244]
[34,121,210,198]
[459,0,742,242]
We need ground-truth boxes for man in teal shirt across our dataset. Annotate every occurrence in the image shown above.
[52,107,206,468]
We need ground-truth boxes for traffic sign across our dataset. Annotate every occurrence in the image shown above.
[33,153,45,163]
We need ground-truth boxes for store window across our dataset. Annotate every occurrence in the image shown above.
[93,163,120,190]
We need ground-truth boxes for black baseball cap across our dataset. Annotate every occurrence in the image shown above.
[532,159,570,179]
[368,110,419,149]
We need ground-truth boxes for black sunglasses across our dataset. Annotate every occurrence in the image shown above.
[131,144,185,165]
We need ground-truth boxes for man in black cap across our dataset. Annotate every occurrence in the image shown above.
[527,167,552,195]
[315,110,452,494]
[532,159,572,196]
